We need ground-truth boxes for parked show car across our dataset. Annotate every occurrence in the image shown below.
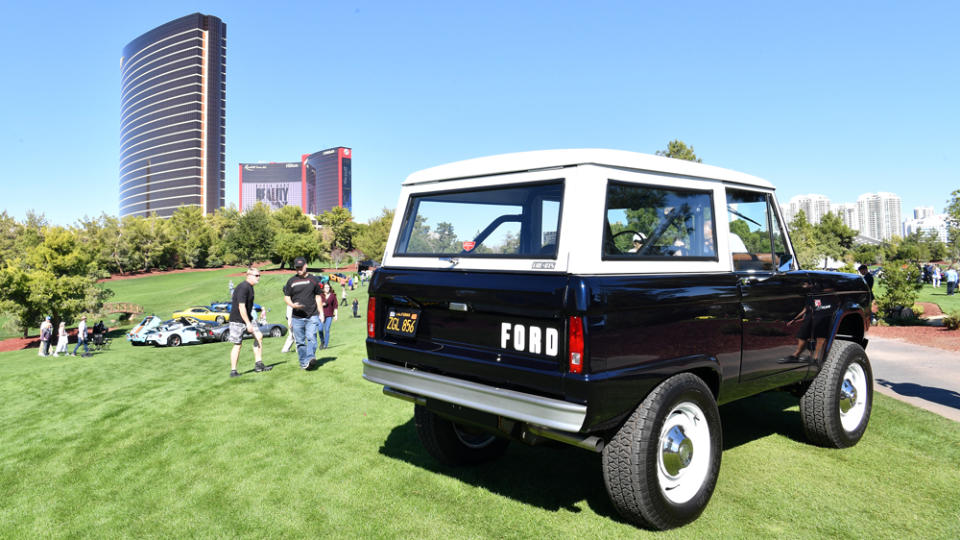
[211,322,287,342]
[196,302,266,323]
[143,317,218,347]
[362,150,873,530]
[172,306,232,324]
[127,315,163,346]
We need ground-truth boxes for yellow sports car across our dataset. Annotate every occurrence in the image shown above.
[172,306,231,324]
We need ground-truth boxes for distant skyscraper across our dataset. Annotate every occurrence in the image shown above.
[832,202,859,231]
[903,214,950,242]
[856,192,901,241]
[120,13,226,218]
[303,147,353,215]
[914,206,935,220]
[787,194,831,224]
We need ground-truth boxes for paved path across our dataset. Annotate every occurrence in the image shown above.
[867,336,960,422]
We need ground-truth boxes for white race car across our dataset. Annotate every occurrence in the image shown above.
[143,317,217,347]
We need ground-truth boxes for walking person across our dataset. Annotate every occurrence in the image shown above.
[228,267,272,378]
[319,281,339,350]
[946,266,959,296]
[39,316,53,356]
[53,321,68,356]
[352,298,359,318]
[932,265,941,288]
[283,257,323,370]
[72,316,89,357]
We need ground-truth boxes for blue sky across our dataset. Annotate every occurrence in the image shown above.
[1,1,957,226]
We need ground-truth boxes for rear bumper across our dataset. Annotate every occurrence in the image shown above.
[362,358,586,432]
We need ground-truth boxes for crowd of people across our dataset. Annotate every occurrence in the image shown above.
[228,259,367,378]
[36,316,107,357]
[922,263,959,295]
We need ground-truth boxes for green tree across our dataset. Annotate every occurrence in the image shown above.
[353,208,394,261]
[655,139,702,162]
[164,206,215,268]
[273,231,323,269]
[121,215,172,271]
[222,203,277,265]
[0,227,112,337]
[814,212,857,268]
[0,210,20,267]
[787,210,818,269]
[207,206,242,266]
[316,206,358,252]
[272,205,314,234]
[946,189,960,261]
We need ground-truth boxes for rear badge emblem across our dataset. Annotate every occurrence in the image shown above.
[532,261,555,269]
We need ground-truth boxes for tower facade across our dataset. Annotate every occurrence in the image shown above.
[120,13,226,218]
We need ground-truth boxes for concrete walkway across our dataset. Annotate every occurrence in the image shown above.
[867,336,960,422]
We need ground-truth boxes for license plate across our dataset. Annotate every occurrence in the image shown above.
[385,308,420,338]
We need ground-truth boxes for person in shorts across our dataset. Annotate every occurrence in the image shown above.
[228,267,271,378]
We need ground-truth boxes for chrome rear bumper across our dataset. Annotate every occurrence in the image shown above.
[362,358,586,432]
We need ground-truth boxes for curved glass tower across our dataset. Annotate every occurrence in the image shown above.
[120,13,226,218]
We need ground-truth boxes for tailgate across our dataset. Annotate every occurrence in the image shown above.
[367,268,572,398]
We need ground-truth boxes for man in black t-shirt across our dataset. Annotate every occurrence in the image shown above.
[228,267,272,378]
[283,257,323,370]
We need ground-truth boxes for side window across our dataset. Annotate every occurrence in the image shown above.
[726,189,779,271]
[604,182,716,259]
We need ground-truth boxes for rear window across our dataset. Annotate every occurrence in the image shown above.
[395,181,563,258]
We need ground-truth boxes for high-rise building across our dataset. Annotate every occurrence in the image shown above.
[914,206,935,220]
[832,202,859,231]
[239,163,304,211]
[303,147,352,215]
[237,147,354,215]
[120,13,226,218]
[903,214,950,242]
[786,194,831,224]
[856,192,901,241]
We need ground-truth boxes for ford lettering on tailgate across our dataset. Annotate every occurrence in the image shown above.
[500,322,559,356]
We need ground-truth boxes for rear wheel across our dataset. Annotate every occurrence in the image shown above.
[215,316,225,324]
[602,373,722,530]
[270,327,282,338]
[167,335,181,347]
[414,405,509,465]
[219,332,229,342]
[800,340,872,448]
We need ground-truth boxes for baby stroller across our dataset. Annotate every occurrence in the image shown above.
[92,321,111,351]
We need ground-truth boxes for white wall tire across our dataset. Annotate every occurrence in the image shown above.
[800,340,873,448]
[602,373,722,530]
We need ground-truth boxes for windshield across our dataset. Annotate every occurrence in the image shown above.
[395,181,563,257]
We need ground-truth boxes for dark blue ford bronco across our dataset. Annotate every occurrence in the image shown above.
[363,149,872,529]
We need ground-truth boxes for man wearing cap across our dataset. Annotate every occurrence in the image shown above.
[72,316,89,357]
[283,257,323,370]
[39,316,53,356]
[229,267,271,377]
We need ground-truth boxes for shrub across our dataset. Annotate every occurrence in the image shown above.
[944,311,960,331]
[876,261,923,319]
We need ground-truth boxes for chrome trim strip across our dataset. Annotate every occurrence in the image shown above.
[362,358,586,432]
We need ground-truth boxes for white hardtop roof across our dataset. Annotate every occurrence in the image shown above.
[404,149,774,190]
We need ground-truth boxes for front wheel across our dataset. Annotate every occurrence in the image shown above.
[215,316,225,324]
[413,405,509,466]
[270,327,282,338]
[800,340,872,448]
[602,373,722,530]
[167,335,181,347]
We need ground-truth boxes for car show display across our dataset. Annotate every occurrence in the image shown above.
[362,149,873,530]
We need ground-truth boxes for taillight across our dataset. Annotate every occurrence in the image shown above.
[367,297,377,338]
[568,316,584,374]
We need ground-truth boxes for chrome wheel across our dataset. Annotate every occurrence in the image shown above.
[839,362,867,432]
[657,402,711,504]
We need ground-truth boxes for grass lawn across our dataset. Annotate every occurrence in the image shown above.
[1,270,959,537]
